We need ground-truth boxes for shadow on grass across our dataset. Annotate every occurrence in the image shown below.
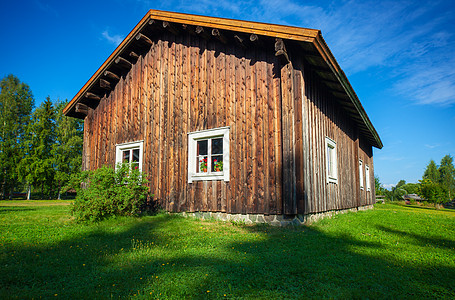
[376,225,455,251]
[1,215,454,298]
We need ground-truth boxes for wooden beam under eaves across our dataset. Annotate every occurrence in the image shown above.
[129,51,140,60]
[115,56,133,69]
[275,38,290,63]
[233,34,246,48]
[163,21,179,34]
[195,26,211,40]
[212,28,227,44]
[249,33,264,47]
[104,70,120,81]
[85,92,101,101]
[100,79,111,90]
[135,33,153,46]
[75,103,89,116]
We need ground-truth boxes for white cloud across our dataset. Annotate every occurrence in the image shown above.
[425,144,440,149]
[102,30,123,46]
[383,183,396,190]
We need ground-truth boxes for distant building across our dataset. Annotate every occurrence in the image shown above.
[403,194,424,201]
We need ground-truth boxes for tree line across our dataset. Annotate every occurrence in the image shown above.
[0,74,83,199]
[376,155,455,204]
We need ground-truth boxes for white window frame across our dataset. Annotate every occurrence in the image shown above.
[325,137,338,184]
[365,165,371,192]
[188,127,230,183]
[359,159,364,190]
[115,140,144,172]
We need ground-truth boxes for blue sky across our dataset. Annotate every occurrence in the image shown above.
[1,0,454,189]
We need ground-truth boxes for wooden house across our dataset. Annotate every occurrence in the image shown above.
[63,10,383,224]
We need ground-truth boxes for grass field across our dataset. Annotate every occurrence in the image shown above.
[1,201,454,299]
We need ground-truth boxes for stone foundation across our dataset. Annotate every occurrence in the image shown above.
[178,205,374,226]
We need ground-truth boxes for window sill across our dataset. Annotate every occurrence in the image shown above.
[190,173,225,182]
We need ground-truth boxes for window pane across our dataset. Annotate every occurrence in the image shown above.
[212,155,223,172]
[212,138,223,155]
[359,161,364,187]
[198,156,208,173]
[123,150,130,163]
[132,148,140,162]
[197,140,208,156]
[327,146,332,176]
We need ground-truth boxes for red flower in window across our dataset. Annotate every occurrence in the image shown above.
[200,158,208,172]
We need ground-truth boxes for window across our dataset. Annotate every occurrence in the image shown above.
[365,165,371,191]
[325,137,337,184]
[359,160,364,190]
[115,141,144,171]
[188,127,229,182]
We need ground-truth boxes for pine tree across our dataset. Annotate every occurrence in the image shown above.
[52,100,83,199]
[423,160,440,183]
[26,97,56,198]
[439,155,455,199]
[0,75,34,199]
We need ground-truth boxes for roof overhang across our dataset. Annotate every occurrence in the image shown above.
[63,9,382,149]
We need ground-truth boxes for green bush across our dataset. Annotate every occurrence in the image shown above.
[418,179,448,206]
[67,164,150,221]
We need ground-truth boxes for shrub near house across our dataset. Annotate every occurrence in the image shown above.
[68,164,149,221]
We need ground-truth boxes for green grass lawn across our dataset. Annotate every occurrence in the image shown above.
[1,201,454,299]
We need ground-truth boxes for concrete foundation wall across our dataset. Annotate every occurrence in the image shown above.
[178,205,374,226]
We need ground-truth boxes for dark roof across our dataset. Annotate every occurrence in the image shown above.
[63,9,382,149]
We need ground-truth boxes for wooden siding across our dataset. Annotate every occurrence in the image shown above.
[294,58,375,214]
[83,32,283,214]
[82,31,376,215]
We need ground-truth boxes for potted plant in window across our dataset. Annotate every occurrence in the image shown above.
[214,159,223,172]
[200,158,208,172]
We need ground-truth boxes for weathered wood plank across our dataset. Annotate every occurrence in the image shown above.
[272,55,282,214]
[226,44,235,213]
[245,49,255,213]
[256,50,266,214]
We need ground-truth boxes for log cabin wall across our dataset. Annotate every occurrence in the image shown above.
[82,31,285,215]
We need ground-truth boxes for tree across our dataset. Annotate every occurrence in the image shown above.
[26,97,56,198]
[387,179,407,201]
[418,178,448,207]
[423,160,440,183]
[439,155,455,199]
[374,175,386,195]
[401,183,419,195]
[52,100,83,199]
[0,75,34,199]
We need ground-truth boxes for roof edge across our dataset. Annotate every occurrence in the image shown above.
[312,34,383,149]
